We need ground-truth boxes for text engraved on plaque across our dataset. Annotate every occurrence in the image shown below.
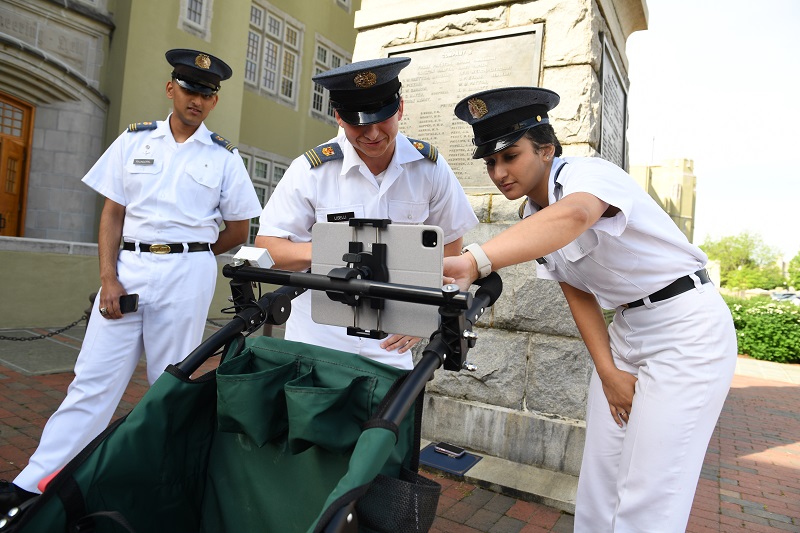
[388,27,543,189]
[600,43,628,170]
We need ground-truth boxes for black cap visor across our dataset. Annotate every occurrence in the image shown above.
[174,76,218,96]
[335,95,401,126]
[472,129,530,159]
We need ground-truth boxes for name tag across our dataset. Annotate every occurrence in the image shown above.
[327,212,355,222]
[133,158,154,165]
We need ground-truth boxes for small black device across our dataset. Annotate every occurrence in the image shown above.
[119,294,139,314]
[434,442,465,459]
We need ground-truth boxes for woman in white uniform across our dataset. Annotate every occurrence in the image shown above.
[445,87,737,532]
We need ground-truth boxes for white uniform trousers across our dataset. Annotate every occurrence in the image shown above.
[14,250,217,492]
[574,280,737,533]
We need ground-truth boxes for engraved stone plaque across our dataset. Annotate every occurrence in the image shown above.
[0,3,96,82]
[387,26,543,190]
[600,41,628,170]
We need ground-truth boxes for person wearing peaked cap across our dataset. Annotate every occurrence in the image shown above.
[165,48,232,96]
[312,56,410,126]
[0,49,262,513]
[254,57,478,370]
[446,87,736,532]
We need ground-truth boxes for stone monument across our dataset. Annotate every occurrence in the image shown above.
[353,0,647,511]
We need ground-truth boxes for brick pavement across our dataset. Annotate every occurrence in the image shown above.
[0,328,798,531]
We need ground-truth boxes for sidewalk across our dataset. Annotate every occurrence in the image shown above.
[0,323,799,532]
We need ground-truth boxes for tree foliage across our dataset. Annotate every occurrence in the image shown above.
[700,232,786,289]
[789,251,800,290]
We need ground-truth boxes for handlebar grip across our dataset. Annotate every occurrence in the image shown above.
[472,272,503,309]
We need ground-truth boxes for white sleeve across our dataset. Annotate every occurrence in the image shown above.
[257,157,316,242]
[218,149,263,221]
[425,155,478,244]
[81,133,127,205]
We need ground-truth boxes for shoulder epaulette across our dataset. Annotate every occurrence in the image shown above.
[303,142,344,168]
[211,133,237,153]
[407,137,438,162]
[127,121,157,132]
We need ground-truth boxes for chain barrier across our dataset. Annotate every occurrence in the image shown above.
[205,318,230,328]
[0,315,88,342]
[0,317,242,342]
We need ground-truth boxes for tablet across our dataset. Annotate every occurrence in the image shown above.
[311,221,444,338]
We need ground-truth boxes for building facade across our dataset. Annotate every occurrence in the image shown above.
[630,158,697,242]
[0,0,360,242]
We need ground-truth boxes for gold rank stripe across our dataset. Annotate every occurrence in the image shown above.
[305,149,323,167]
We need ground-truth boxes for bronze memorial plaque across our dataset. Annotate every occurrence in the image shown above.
[388,26,544,190]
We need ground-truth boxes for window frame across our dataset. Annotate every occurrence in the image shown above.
[179,0,213,40]
[247,2,304,107]
[239,151,289,244]
[310,35,351,125]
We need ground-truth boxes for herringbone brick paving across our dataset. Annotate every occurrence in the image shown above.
[0,327,798,531]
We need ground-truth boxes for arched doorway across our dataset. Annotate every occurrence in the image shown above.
[0,93,33,237]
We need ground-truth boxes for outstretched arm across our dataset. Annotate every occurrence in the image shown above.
[445,192,609,289]
[254,235,313,271]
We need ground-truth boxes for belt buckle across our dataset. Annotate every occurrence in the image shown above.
[150,243,171,254]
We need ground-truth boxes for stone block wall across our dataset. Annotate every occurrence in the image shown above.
[26,99,107,243]
[416,193,593,476]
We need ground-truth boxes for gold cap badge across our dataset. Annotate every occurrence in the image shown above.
[195,54,211,69]
[468,98,488,119]
[353,71,377,88]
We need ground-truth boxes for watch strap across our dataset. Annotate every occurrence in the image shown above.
[462,243,492,279]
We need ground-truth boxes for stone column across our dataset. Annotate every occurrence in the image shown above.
[353,0,647,483]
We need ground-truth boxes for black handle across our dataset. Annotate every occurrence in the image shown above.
[465,272,503,328]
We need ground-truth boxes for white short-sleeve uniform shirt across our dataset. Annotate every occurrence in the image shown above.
[527,157,707,309]
[259,132,478,368]
[82,116,262,243]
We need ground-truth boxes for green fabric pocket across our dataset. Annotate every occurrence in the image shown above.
[285,367,377,455]
[216,353,297,447]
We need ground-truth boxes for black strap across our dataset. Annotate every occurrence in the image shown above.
[552,160,568,201]
[624,269,711,309]
[57,476,87,532]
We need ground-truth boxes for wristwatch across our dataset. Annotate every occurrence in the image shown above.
[462,243,492,279]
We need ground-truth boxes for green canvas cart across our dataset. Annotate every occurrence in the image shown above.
[0,266,501,533]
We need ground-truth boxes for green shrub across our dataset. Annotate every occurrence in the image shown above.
[724,297,800,364]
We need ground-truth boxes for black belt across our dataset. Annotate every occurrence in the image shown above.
[623,269,711,309]
[122,242,210,254]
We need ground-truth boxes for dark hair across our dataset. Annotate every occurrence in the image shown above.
[523,124,562,157]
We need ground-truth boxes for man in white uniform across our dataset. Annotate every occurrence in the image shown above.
[0,49,262,512]
[255,57,477,369]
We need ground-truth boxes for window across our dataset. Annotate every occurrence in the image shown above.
[247,3,303,105]
[187,0,203,24]
[241,152,287,243]
[311,37,350,123]
[179,0,213,39]
[335,0,351,12]
[0,101,24,137]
